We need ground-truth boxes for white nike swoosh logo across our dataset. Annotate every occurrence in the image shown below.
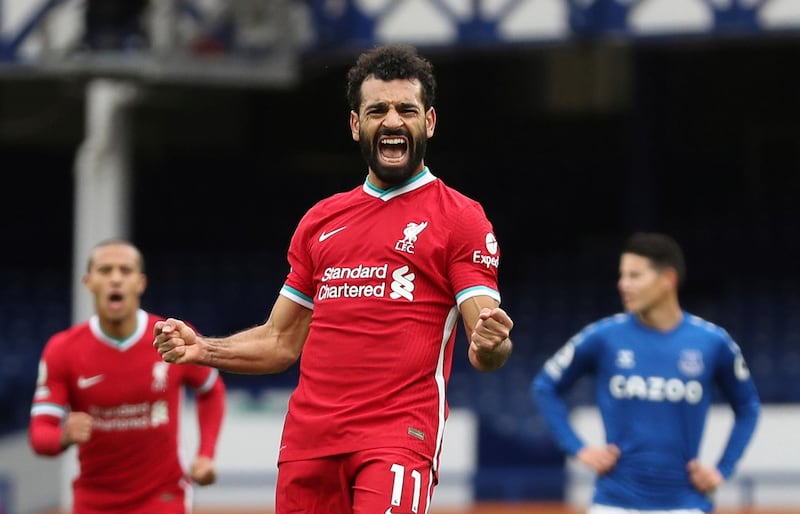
[319,226,347,242]
[77,375,105,389]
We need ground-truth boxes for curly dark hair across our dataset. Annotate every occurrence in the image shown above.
[346,44,436,113]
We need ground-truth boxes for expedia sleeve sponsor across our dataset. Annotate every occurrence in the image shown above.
[471,250,499,269]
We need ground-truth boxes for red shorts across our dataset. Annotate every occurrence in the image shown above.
[73,478,191,514]
[276,447,436,514]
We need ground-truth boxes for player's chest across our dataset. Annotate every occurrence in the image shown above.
[311,204,448,266]
[70,346,176,406]
[598,337,715,405]
[602,339,712,382]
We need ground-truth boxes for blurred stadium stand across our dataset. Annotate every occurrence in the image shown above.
[1,0,799,504]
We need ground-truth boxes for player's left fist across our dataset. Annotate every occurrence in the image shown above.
[190,456,217,486]
[471,307,513,351]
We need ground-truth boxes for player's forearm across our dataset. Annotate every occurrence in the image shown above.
[196,379,226,457]
[717,398,760,478]
[199,324,303,374]
[469,337,512,372]
[29,418,68,456]
[530,377,585,456]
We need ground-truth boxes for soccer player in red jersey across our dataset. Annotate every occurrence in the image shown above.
[154,44,514,514]
[29,239,226,514]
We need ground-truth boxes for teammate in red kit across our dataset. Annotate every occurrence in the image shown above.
[29,239,226,514]
[153,44,513,514]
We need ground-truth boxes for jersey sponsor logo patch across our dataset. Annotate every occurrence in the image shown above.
[389,265,415,301]
[34,385,51,400]
[544,342,576,380]
[485,232,498,254]
[77,375,105,389]
[152,362,169,392]
[319,226,347,242]
[472,233,500,268]
[678,349,704,377]
[36,360,48,386]
[734,355,751,381]
[394,221,428,254]
[609,374,703,404]
[615,349,635,369]
[317,264,417,302]
[89,399,169,431]
[322,264,388,282]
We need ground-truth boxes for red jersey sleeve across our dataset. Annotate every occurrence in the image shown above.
[447,200,501,305]
[282,208,318,308]
[29,333,72,456]
[182,365,226,459]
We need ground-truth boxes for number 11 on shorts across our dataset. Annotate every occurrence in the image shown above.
[390,463,421,513]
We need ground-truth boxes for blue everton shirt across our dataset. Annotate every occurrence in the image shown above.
[531,312,761,512]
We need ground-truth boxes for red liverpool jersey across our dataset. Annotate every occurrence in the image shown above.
[278,168,501,469]
[30,310,223,511]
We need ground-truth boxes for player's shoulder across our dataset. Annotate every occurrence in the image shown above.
[565,313,629,350]
[434,175,484,210]
[145,311,167,324]
[683,312,738,348]
[684,312,731,338]
[422,176,494,236]
[582,312,631,336]
[44,321,90,350]
[311,184,363,211]
[297,186,363,228]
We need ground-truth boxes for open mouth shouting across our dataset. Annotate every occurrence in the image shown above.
[107,290,126,312]
[378,135,409,165]
[362,128,426,187]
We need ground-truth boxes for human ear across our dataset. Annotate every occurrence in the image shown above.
[425,107,436,138]
[350,111,360,141]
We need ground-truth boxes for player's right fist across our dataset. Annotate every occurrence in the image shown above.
[153,318,197,364]
[62,412,93,448]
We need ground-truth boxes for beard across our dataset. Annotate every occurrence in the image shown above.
[359,127,427,187]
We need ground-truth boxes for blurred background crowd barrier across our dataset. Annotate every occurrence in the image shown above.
[1,1,799,513]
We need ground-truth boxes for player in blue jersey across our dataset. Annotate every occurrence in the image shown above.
[531,232,761,514]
